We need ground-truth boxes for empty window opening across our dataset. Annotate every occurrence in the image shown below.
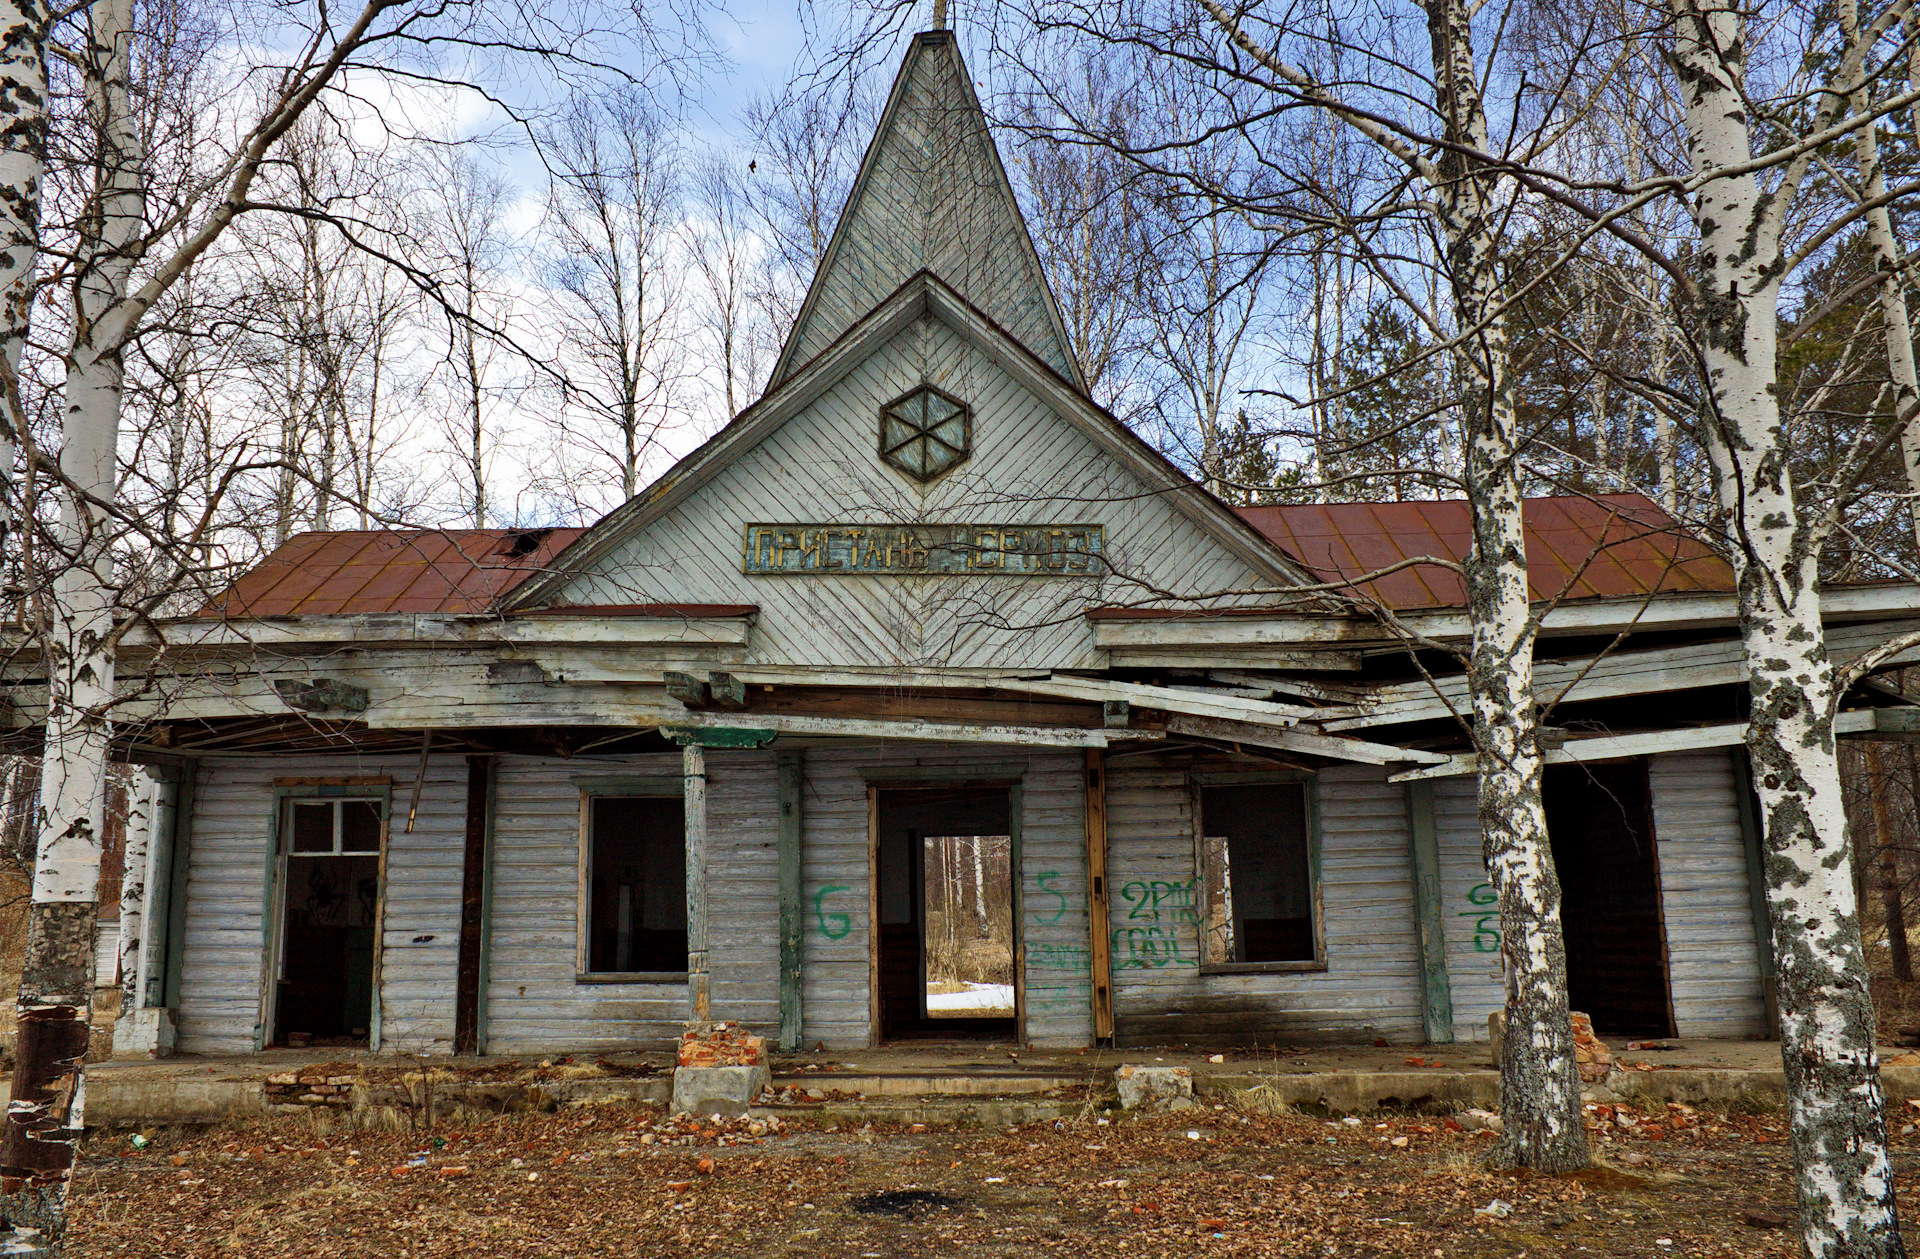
[1201,781,1316,966]
[586,796,686,975]
[875,786,1016,1041]
[1545,760,1674,1038]
[273,798,382,1048]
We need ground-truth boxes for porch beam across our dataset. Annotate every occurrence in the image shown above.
[664,710,1129,747]
[777,750,804,1051]
[1008,674,1316,725]
[1388,710,1882,782]
[1164,714,1450,766]
[1403,780,1454,1044]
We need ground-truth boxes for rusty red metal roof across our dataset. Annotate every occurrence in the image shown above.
[1232,494,1734,610]
[200,528,589,617]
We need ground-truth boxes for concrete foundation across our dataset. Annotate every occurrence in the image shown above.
[672,1064,771,1117]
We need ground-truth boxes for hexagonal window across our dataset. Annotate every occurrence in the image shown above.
[879,385,972,483]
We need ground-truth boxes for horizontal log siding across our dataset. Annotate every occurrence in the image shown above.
[484,751,781,1054]
[1434,778,1502,1042]
[174,754,466,1056]
[799,742,1092,1049]
[1106,762,1423,1045]
[1016,751,1091,1047]
[1650,750,1768,1038]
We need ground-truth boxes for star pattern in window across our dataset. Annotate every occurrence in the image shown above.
[880,385,972,483]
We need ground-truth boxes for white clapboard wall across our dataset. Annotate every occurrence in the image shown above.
[173,754,467,1055]
[556,316,1275,671]
[484,750,780,1054]
[799,741,1093,1049]
[1649,750,1768,1038]
[1105,760,1424,1045]
[1437,749,1766,1041]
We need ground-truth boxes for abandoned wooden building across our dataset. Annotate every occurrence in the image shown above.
[62,29,1920,1057]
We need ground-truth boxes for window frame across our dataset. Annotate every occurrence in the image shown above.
[257,778,393,1052]
[574,776,687,985]
[1191,770,1327,975]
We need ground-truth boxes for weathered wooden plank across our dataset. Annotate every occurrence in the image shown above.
[1404,781,1454,1044]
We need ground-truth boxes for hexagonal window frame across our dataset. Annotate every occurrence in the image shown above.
[878,384,973,484]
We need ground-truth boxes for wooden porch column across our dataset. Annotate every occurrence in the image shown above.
[1084,750,1114,1042]
[454,755,492,1055]
[1404,780,1455,1044]
[684,741,711,1024]
[776,750,804,1050]
[1730,747,1780,1035]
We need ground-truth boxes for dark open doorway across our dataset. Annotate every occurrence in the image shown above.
[273,797,382,1047]
[1543,760,1674,1038]
[874,786,1017,1042]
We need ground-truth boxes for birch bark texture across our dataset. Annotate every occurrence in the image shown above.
[1672,0,1903,1250]
[1200,0,1587,1171]
[0,0,139,1235]
[0,0,42,546]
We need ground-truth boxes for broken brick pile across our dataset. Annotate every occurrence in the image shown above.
[1569,1012,1614,1083]
[676,1022,766,1069]
[264,1062,360,1110]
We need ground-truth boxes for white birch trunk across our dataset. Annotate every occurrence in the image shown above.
[1673,0,1901,1251]
[1,0,141,1233]
[0,0,42,546]
[1424,0,1587,1173]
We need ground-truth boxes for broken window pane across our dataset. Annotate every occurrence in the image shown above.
[340,801,382,852]
[290,802,334,853]
[587,797,686,974]
[1202,782,1314,964]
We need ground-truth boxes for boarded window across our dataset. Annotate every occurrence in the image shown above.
[585,797,686,974]
[1201,782,1315,965]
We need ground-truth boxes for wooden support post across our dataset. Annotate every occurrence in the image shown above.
[1866,744,1912,982]
[1084,749,1114,1042]
[684,742,710,1024]
[1403,780,1455,1044]
[777,750,804,1050]
[454,755,492,1055]
[161,764,195,1013]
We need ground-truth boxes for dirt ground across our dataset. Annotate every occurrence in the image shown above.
[63,1094,1895,1258]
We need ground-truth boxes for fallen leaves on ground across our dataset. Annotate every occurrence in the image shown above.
[64,1098,1866,1257]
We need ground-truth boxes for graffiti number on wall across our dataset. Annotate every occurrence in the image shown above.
[813,885,853,939]
[1113,878,1199,969]
[1457,882,1501,953]
[1032,870,1068,924]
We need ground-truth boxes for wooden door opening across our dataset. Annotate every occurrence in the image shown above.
[1544,760,1674,1038]
[273,798,382,1047]
[875,786,1016,1042]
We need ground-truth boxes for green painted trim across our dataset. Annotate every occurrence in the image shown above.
[777,750,805,1051]
[860,761,1028,784]
[570,774,685,797]
[1404,780,1456,1044]
[1009,781,1025,1043]
[158,763,194,1012]
[662,726,779,749]
[475,756,499,1055]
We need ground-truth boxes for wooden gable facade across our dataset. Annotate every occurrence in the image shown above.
[81,29,1920,1060]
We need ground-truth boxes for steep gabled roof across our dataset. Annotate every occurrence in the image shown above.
[200,528,586,617]
[504,270,1306,611]
[1234,494,1735,610]
[767,29,1084,392]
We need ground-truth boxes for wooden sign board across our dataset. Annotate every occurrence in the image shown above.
[743,523,1105,576]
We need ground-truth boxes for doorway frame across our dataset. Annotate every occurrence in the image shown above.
[863,768,1026,1047]
[257,778,393,1051]
[1544,756,1678,1038]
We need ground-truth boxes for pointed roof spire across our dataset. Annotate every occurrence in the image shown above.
[766,31,1086,393]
